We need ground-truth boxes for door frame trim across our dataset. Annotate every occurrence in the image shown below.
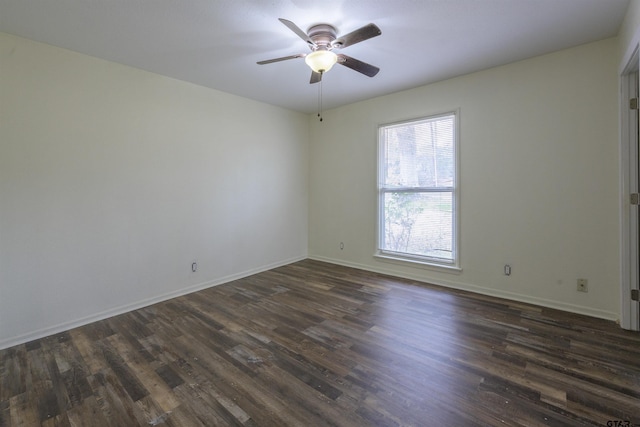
[620,46,639,331]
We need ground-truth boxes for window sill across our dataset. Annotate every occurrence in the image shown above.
[374,252,462,274]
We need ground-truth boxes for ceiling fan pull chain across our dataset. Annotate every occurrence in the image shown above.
[318,73,324,122]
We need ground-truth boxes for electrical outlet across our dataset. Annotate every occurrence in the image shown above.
[577,279,588,292]
[192,262,198,273]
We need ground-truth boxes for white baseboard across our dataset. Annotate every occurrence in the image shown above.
[2,254,619,350]
[0,255,306,350]
[308,255,619,322]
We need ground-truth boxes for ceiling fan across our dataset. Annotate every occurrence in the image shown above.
[257,18,382,84]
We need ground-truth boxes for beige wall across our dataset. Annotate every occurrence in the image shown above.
[619,0,640,65]
[309,37,620,320]
[0,33,309,348]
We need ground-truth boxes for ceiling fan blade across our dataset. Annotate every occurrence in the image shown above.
[333,23,381,49]
[279,18,316,47]
[310,71,322,84]
[257,54,304,65]
[337,54,380,77]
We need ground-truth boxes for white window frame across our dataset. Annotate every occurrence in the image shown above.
[375,111,461,271]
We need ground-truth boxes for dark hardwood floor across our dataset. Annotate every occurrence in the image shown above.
[1,259,639,426]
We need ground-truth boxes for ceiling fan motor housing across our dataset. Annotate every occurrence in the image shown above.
[307,24,337,49]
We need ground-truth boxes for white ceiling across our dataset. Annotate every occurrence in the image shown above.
[0,0,630,113]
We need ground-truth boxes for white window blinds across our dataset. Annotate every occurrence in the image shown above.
[378,113,458,265]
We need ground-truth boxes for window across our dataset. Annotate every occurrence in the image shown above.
[377,112,458,268]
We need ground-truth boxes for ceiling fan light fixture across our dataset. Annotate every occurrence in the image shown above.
[305,50,338,73]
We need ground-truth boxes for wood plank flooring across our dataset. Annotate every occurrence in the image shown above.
[1,259,640,426]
